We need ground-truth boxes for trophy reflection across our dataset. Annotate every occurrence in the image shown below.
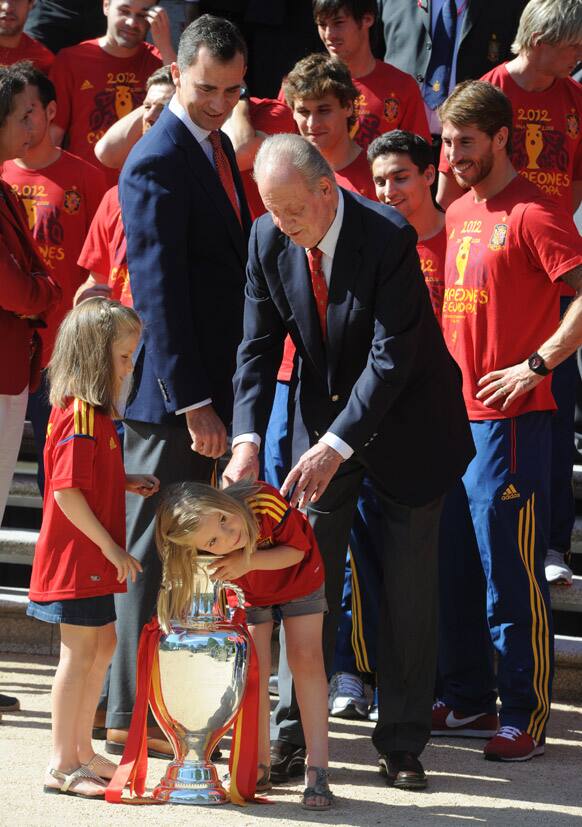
[151,556,250,805]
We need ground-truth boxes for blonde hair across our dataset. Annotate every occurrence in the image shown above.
[512,0,582,54]
[48,297,141,418]
[156,479,260,631]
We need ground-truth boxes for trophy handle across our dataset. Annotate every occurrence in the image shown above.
[219,581,246,611]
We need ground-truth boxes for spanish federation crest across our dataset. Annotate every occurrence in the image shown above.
[488,223,508,251]
[566,110,579,140]
[63,188,81,215]
[383,95,400,123]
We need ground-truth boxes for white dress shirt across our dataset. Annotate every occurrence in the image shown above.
[233,189,354,461]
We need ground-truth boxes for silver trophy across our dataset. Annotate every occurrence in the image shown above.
[151,556,250,805]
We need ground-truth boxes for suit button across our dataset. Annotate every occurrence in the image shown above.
[330,394,340,402]
[416,74,424,82]
[426,42,431,50]
[314,430,320,437]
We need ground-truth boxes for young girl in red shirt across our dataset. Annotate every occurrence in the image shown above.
[27,297,159,799]
[156,479,334,811]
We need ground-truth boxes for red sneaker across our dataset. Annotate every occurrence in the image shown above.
[431,700,499,738]
[484,726,545,762]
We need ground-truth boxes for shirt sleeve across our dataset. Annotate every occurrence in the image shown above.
[77,188,113,277]
[51,407,97,491]
[520,200,582,283]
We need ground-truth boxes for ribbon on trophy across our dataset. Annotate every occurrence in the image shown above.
[105,611,263,805]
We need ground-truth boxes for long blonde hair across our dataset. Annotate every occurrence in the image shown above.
[156,479,260,631]
[48,297,141,418]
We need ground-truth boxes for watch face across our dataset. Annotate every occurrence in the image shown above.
[530,355,542,370]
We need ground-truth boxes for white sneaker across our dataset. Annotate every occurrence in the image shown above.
[545,549,573,585]
[328,672,371,719]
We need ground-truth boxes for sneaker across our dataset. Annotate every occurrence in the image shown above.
[268,675,279,696]
[431,699,498,737]
[545,549,573,585]
[328,672,371,719]
[484,726,545,761]
[0,693,19,712]
[368,687,378,722]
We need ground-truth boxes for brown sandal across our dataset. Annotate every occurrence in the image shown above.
[301,765,334,810]
[82,753,118,780]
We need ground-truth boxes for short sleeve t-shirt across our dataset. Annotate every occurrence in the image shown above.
[439,64,582,213]
[0,33,54,74]
[29,398,127,601]
[231,483,325,607]
[49,39,162,187]
[442,175,582,421]
[417,226,446,323]
[77,184,131,306]
[242,98,298,221]
[351,60,431,150]
[3,151,108,364]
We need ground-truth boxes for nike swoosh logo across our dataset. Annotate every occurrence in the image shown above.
[445,711,482,728]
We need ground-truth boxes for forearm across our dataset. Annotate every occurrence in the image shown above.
[538,292,582,370]
[223,100,263,172]
[249,545,304,571]
[53,488,115,551]
[94,107,144,169]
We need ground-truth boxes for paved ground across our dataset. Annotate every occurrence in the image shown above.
[1,651,582,827]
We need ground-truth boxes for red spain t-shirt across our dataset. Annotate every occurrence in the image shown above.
[350,60,431,151]
[417,226,446,324]
[442,175,582,421]
[50,39,162,187]
[29,398,127,601]
[77,184,131,306]
[3,151,107,364]
[0,33,54,74]
[231,483,325,607]
[242,98,298,221]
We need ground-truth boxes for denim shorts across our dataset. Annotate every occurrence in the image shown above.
[245,583,327,626]
[27,594,116,627]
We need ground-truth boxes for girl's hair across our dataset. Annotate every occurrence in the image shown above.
[48,297,142,418]
[156,478,260,631]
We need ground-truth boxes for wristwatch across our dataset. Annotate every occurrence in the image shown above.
[528,351,552,376]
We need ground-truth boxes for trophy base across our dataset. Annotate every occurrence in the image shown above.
[152,760,230,805]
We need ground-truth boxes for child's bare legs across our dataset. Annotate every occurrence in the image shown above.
[284,613,330,807]
[45,623,105,796]
[248,620,273,780]
[77,622,117,775]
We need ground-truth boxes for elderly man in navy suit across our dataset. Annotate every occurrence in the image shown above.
[105,15,251,756]
[223,133,474,788]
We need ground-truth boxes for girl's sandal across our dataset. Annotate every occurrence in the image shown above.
[256,762,273,793]
[43,765,107,798]
[301,766,335,811]
[82,753,118,780]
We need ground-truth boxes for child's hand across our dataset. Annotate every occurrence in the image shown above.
[126,474,160,498]
[208,549,250,581]
[101,541,143,583]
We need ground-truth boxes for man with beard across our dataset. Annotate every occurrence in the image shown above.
[0,0,54,73]
[49,0,175,186]
[435,80,582,761]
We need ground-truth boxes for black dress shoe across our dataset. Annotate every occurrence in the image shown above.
[270,739,306,781]
[0,693,20,712]
[378,751,427,790]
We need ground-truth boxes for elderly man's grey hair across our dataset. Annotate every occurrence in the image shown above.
[254,133,337,192]
[511,0,582,54]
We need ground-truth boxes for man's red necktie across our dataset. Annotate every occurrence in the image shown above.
[209,130,241,225]
[307,246,328,340]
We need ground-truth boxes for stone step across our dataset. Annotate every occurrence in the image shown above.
[573,465,582,500]
[6,462,41,510]
[549,576,582,612]
[0,528,39,565]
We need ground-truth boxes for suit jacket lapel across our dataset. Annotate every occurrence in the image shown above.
[164,113,247,264]
[277,238,327,381]
[326,193,361,386]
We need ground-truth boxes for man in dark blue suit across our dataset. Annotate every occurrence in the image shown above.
[223,133,474,787]
[105,15,251,754]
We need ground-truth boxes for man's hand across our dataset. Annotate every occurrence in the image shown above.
[476,361,544,411]
[125,474,160,497]
[222,442,260,485]
[146,6,176,64]
[281,442,342,508]
[207,549,250,581]
[185,405,227,458]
